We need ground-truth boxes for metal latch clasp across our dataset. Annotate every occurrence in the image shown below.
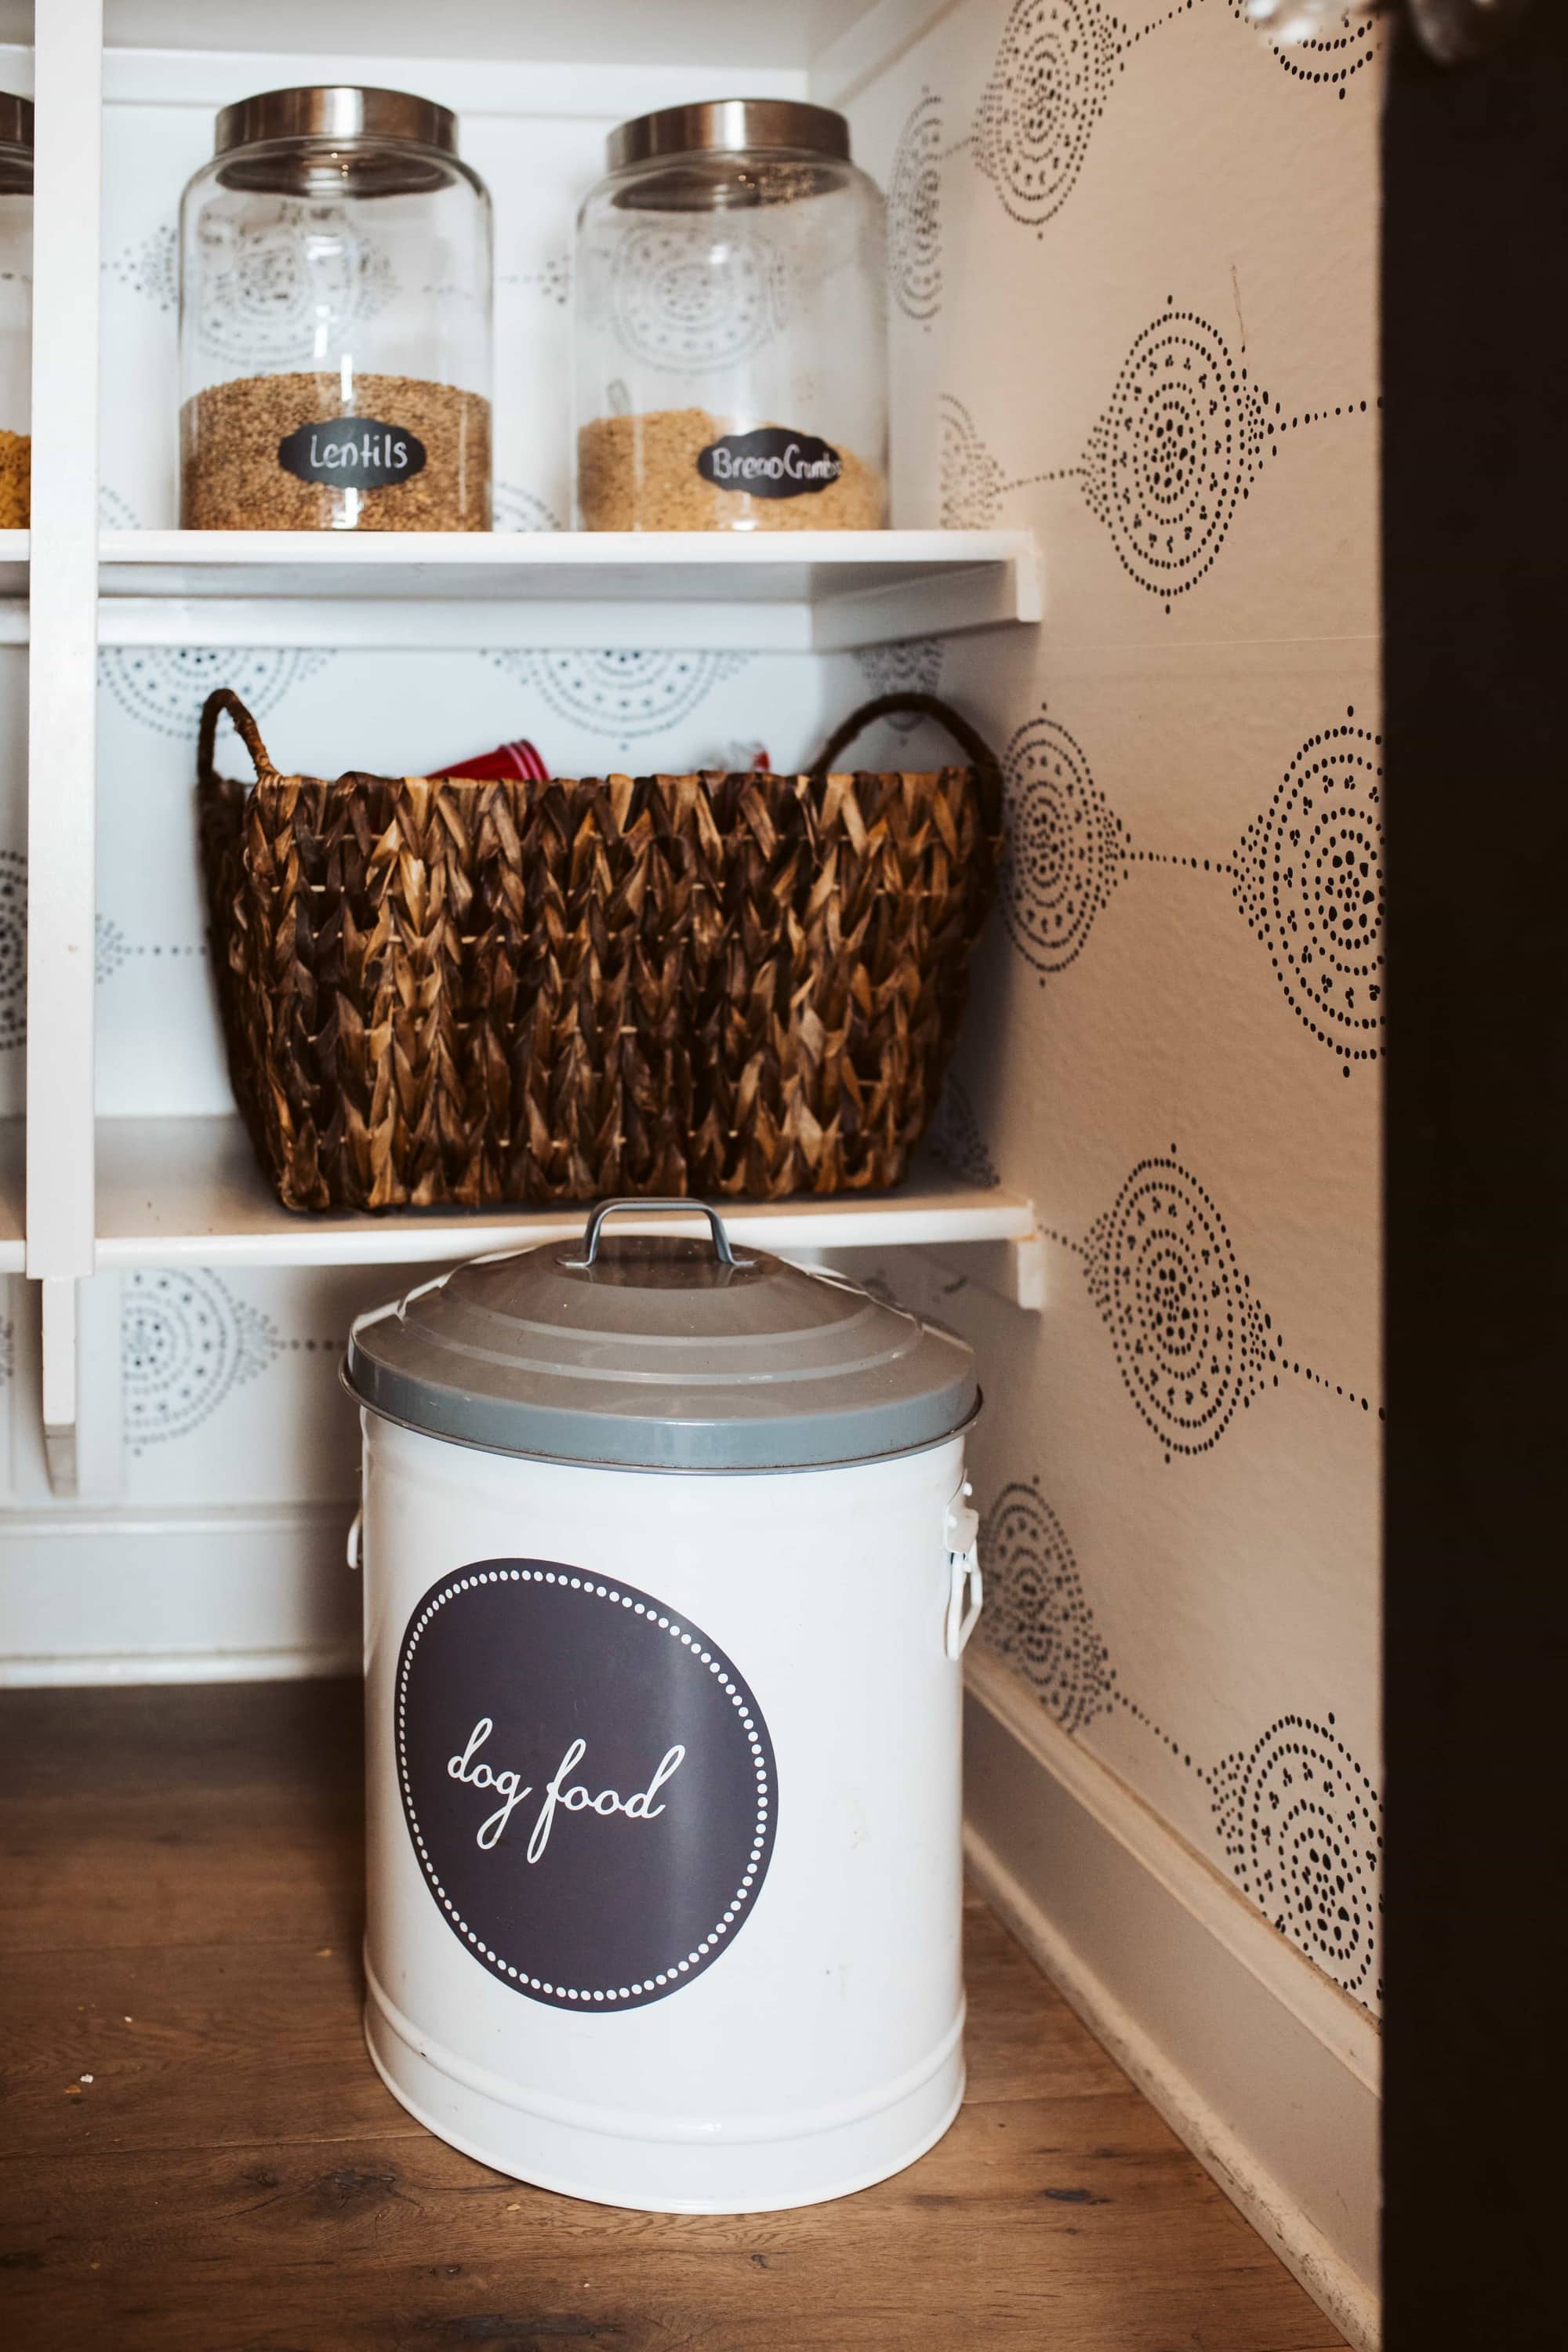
[944,1481,984,1661]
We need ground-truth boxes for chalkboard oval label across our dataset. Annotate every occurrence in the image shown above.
[277,416,427,491]
[696,426,843,499]
[395,1561,777,2009]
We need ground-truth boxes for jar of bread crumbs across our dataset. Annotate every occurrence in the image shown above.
[0,94,31,531]
[179,86,492,532]
[575,100,887,533]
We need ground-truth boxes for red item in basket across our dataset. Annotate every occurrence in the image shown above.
[430,738,550,782]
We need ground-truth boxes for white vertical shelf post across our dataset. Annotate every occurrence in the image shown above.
[26,0,105,1490]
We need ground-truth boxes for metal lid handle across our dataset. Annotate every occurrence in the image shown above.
[568,1198,747,1269]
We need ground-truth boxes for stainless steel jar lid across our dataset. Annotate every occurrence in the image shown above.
[212,86,467,198]
[607,99,851,174]
[344,1200,978,1473]
[216,85,458,158]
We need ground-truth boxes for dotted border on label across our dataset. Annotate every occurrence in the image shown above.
[395,1566,774,2009]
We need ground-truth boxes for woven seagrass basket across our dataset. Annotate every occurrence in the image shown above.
[196,686,1002,1213]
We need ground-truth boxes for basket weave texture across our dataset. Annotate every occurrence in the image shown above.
[197,688,1002,1213]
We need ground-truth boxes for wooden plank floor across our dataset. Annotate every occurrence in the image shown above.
[0,1680,1345,2352]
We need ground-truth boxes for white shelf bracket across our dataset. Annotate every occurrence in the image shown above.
[920,1231,1047,1314]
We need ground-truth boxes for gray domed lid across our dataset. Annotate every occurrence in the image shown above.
[345,1200,977,1472]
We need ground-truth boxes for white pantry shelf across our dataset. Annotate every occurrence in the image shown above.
[88,528,1041,652]
[93,1116,1037,1272]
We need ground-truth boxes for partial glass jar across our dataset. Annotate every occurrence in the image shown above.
[575,100,887,533]
[179,87,492,532]
[0,95,31,532]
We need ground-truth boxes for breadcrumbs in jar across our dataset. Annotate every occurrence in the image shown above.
[577,408,884,533]
[575,100,887,534]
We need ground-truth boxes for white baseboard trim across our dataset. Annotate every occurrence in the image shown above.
[964,1650,1380,2352]
[0,1502,359,1686]
[3,1641,360,1687]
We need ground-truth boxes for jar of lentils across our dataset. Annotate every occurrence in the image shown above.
[0,93,31,530]
[575,100,887,532]
[179,86,493,532]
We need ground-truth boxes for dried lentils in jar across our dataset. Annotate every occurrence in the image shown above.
[179,86,492,532]
[181,372,490,532]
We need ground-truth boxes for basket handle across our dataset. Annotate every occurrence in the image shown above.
[809,691,1001,786]
[198,688,278,786]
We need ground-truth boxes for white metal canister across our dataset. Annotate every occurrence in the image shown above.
[345,1200,983,2215]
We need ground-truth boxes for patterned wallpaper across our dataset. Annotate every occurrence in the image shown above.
[848,0,1385,2011]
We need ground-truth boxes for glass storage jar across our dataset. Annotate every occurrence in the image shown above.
[0,94,31,531]
[575,100,887,533]
[180,86,492,532]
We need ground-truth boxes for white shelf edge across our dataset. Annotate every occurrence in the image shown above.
[98,528,1034,573]
[93,1117,1036,1271]
[94,598,825,652]
[87,529,1041,651]
[94,1192,1037,1272]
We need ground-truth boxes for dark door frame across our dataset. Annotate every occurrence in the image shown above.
[1383,8,1568,2343]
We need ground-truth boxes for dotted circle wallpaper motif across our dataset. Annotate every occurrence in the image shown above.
[935,323,1371,601]
[851,637,946,726]
[1233,711,1384,1073]
[98,487,140,531]
[0,848,24,1054]
[122,1270,283,1454]
[100,648,332,739]
[1083,309,1268,604]
[610,223,786,374]
[927,1075,1000,1189]
[96,917,130,985]
[991,694,1385,1084]
[975,1477,1383,2004]
[492,650,750,739]
[504,252,572,307]
[190,203,398,368]
[979,1482,1114,1733]
[1000,713,1127,977]
[939,394,1011,528]
[0,860,200,1050]
[105,223,177,314]
[492,483,563,534]
[974,0,1119,232]
[1211,1713,1382,1994]
[1083,1155,1276,1459]
[1229,1,1384,96]
[888,91,945,321]
[94,920,204,986]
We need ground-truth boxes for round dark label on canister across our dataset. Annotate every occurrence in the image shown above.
[395,1562,776,2010]
[278,416,427,490]
[695,426,842,499]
